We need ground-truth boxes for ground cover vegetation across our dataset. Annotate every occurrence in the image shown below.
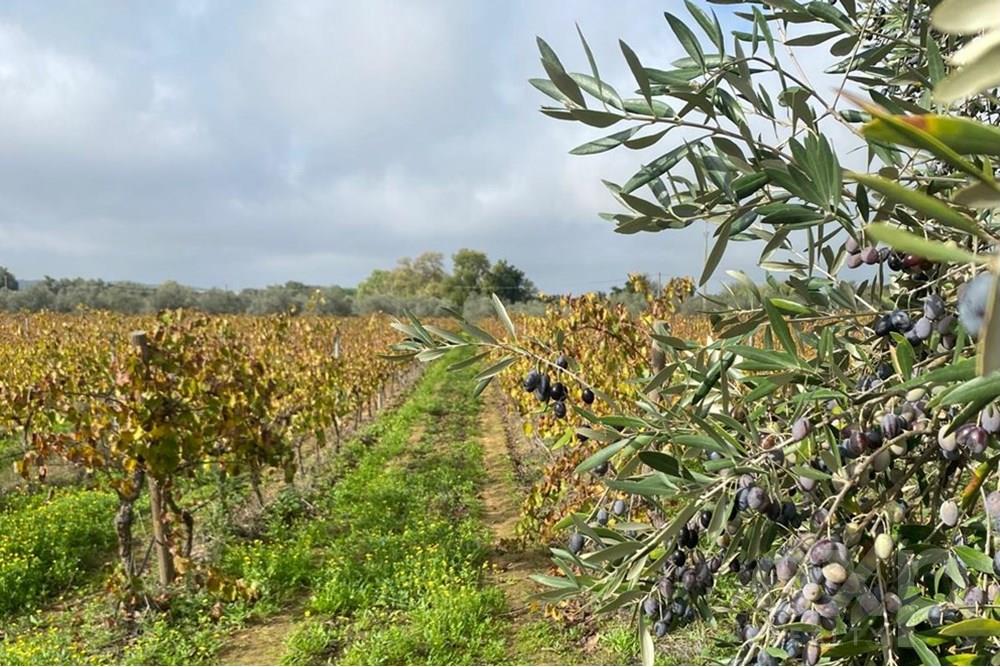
[0,311,406,659]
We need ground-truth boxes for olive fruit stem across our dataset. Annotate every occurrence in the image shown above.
[817,426,919,537]
[875,561,897,666]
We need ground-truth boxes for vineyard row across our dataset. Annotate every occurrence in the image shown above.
[0,310,410,616]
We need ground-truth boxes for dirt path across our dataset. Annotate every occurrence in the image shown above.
[479,386,600,665]
[216,612,297,666]
[480,386,548,600]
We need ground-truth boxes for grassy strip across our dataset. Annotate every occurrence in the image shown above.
[279,354,508,665]
[0,489,116,616]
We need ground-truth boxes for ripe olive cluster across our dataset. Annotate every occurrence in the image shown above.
[844,237,888,269]
[938,415,998,460]
[844,237,934,276]
[727,407,1000,665]
[851,275,994,410]
[872,292,956,349]
[730,387,1000,662]
[850,240,971,360]
[885,250,934,275]
[521,354,595,421]
[731,487,1000,664]
[733,474,801,530]
[647,529,722,639]
[738,536,896,666]
[664,366,1000,665]
[571,500,723,639]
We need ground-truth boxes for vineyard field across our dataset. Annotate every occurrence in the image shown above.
[0,311,421,663]
[0,304,732,665]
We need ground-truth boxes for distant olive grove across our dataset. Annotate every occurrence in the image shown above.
[0,250,542,318]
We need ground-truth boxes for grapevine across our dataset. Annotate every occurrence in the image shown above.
[0,310,409,620]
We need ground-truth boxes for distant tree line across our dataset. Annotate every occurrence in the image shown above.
[0,260,791,319]
[0,276,356,315]
[0,250,539,317]
[356,249,536,305]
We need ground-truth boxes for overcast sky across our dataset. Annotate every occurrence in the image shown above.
[0,1,848,293]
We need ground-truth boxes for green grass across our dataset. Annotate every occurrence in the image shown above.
[121,593,255,666]
[0,488,116,616]
[0,568,260,666]
[279,354,509,665]
[507,619,599,665]
[0,625,99,665]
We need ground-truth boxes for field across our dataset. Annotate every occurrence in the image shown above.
[0,304,733,665]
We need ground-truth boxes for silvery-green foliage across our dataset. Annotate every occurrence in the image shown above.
[396,1,1000,664]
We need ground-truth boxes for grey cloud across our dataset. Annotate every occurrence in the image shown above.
[0,0,856,293]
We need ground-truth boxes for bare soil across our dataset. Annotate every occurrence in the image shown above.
[216,611,298,666]
[479,385,607,665]
[480,385,549,598]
